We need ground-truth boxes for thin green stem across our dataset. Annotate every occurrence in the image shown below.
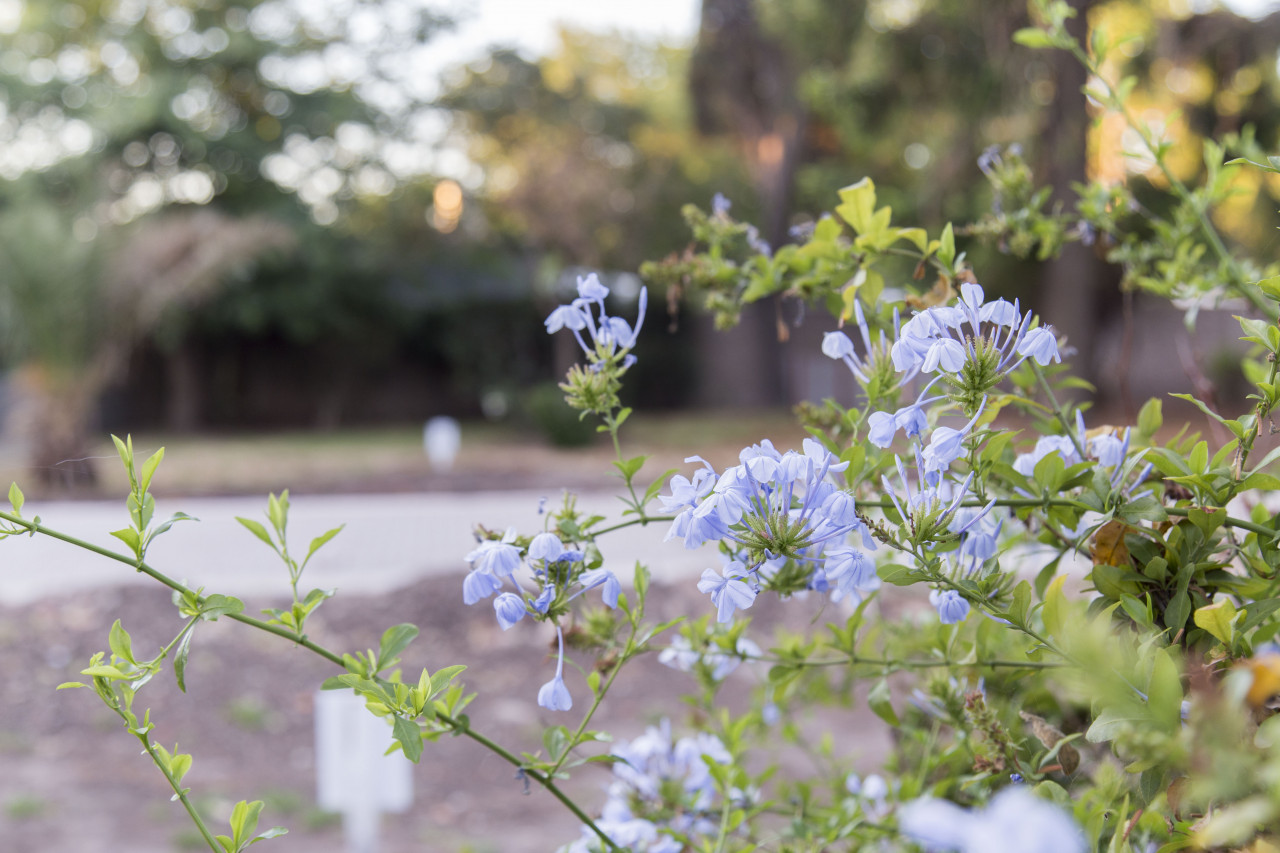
[4,510,621,852]
[591,516,651,537]
[135,728,222,853]
[549,620,639,778]
[1065,42,1265,316]
[749,652,1062,671]
[434,709,619,850]
[711,788,734,853]
[1231,357,1280,487]
[1031,363,1086,460]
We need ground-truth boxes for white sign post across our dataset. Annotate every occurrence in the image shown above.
[423,417,461,471]
[315,690,414,853]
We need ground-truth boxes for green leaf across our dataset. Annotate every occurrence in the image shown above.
[1147,647,1182,733]
[1136,398,1162,439]
[867,678,899,727]
[392,715,423,763]
[613,455,648,481]
[229,800,264,847]
[1013,27,1055,48]
[267,491,289,535]
[1256,275,1280,302]
[236,517,275,549]
[1227,156,1280,175]
[378,624,420,668]
[304,525,345,566]
[835,177,877,233]
[429,665,466,696]
[138,448,164,495]
[168,748,193,785]
[937,222,956,269]
[543,725,570,761]
[8,481,23,515]
[248,827,288,846]
[1118,495,1167,524]
[1187,507,1226,538]
[876,564,921,586]
[1086,704,1150,743]
[108,619,135,664]
[150,511,197,540]
[1041,575,1068,637]
[1193,598,1239,646]
[1005,580,1033,628]
[1164,590,1191,631]
[896,227,928,252]
[199,595,244,620]
[111,434,132,469]
[173,629,195,693]
[110,527,141,554]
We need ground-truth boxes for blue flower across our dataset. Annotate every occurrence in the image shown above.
[665,439,874,609]
[538,674,573,711]
[532,583,555,614]
[577,272,610,303]
[922,398,986,479]
[888,282,1059,392]
[528,531,564,563]
[1013,434,1081,477]
[868,411,897,447]
[463,569,504,605]
[493,592,527,630]
[697,561,757,623]
[824,548,878,602]
[896,404,928,439]
[1016,326,1060,365]
[1088,429,1128,468]
[930,589,971,624]
[899,787,1086,853]
[544,304,588,334]
[544,272,648,363]
[822,330,855,360]
[464,532,522,579]
[657,632,761,681]
[538,626,573,711]
[823,301,920,390]
[580,568,621,609]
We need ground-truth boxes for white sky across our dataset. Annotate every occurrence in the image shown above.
[423,0,701,90]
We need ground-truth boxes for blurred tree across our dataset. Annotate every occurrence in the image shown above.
[684,0,1280,400]
[438,29,753,272]
[0,0,447,483]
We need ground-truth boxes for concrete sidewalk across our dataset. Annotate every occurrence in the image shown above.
[0,491,711,605]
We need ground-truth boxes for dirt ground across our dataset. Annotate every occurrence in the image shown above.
[0,566,891,853]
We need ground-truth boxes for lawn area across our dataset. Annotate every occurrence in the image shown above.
[1,409,808,498]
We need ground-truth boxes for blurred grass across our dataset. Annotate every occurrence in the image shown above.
[0,409,806,498]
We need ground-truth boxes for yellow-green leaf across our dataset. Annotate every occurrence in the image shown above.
[1194,598,1240,646]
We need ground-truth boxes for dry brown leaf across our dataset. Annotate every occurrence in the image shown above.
[1019,711,1080,775]
[904,277,955,310]
[1091,520,1131,567]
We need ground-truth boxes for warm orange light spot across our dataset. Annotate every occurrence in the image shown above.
[756,133,785,167]
[431,179,464,233]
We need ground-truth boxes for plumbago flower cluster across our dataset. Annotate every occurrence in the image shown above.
[18,8,1280,853]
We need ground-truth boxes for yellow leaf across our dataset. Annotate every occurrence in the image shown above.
[1244,654,1280,710]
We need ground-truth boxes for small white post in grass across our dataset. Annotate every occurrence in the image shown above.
[423,416,461,471]
[315,690,413,853]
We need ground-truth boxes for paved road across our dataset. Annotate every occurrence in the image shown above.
[0,491,711,605]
